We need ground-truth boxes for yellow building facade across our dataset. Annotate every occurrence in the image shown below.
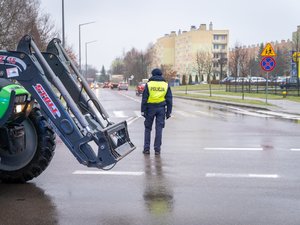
[152,23,229,83]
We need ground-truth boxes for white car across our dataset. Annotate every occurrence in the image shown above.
[249,77,266,83]
[230,77,249,83]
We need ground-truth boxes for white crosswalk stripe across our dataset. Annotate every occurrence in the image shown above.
[108,109,299,120]
[174,110,197,118]
[228,107,273,118]
[112,111,127,118]
[256,110,300,120]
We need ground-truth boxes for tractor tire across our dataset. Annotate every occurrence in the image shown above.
[0,108,56,183]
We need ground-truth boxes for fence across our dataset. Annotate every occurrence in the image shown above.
[225,80,300,97]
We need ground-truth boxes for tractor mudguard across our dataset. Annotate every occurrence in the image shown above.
[0,35,135,169]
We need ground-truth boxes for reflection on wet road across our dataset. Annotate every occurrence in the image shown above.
[0,183,58,225]
[143,156,173,217]
[2,89,300,225]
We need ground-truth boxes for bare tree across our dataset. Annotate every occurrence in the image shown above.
[197,50,214,96]
[0,0,58,50]
[193,50,214,82]
[202,51,214,82]
[194,51,206,82]
[110,57,125,75]
[229,43,249,77]
[161,64,177,83]
[110,47,152,84]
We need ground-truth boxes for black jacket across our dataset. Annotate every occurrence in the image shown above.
[141,75,173,116]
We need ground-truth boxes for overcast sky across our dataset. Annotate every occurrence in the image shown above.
[41,0,299,71]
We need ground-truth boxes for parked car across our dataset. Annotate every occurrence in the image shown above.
[279,76,299,89]
[118,82,129,91]
[249,77,266,83]
[230,77,249,83]
[221,76,235,83]
[273,76,286,84]
[136,82,146,96]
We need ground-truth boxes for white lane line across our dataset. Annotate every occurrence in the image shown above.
[206,173,279,179]
[113,111,127,118]
[119,92,141,103]
[174,110,197,118]
[195,110,215,117]
[290,148,300,151]
[126,116,142,125]
[73,170,144,176]
[204,147,263,151]
[134,111,141,117]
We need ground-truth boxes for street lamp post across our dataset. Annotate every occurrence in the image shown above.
[79,21,95,71]
[85,40,97,76]
[62,0,65,47]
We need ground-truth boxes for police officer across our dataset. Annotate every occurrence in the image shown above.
[141,68,173,155]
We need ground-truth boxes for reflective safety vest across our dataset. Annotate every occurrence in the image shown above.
[147,81,168,103]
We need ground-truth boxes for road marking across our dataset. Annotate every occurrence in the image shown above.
[126,116,141,125]
[205,173,279,178]
[113,111,127,118]
[134,111,141,117]
[204,147,263,151]
[175,110,197,118]
[73,170,144,176]
[195,110,215,117]
[256,110,300,120]
[119,92,141,103]
[228,107,273,118]
[290,148,300,151]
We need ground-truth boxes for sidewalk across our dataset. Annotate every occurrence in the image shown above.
[174,91,300,116]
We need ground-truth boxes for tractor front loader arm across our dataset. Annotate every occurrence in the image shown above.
[0,35,135,169]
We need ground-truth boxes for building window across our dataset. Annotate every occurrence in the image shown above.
[214,35,219,40]
[213,44,219,49]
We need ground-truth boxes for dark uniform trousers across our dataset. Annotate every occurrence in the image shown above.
[144,106,166,152]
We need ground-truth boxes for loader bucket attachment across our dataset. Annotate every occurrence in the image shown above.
[96,121,135,168]
[0,35,135,169]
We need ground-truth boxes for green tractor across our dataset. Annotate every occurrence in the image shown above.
[0,81,55,182]
[0,35,135,183]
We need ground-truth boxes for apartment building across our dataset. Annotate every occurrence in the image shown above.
[152,22,229,82]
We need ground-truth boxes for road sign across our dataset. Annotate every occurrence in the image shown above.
[292,51,300,62]
[260,57,276,71]
[261,43,277,57]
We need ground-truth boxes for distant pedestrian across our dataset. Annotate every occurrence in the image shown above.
[141,68,173,155]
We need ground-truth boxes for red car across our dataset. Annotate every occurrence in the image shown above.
[136,82,146,96]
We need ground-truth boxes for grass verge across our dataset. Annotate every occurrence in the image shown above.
[174,92,273,106]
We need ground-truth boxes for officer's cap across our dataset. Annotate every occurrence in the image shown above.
[151,68,162,76]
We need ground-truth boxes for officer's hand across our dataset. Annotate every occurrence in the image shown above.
[141,112,146,118]
[166,114,171,120]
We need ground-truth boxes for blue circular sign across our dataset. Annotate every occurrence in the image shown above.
[260,57,276,72]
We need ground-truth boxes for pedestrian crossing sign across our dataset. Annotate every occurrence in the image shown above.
[292,52,300,62]
[261,43,277,57]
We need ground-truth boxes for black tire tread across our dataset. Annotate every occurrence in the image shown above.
[0,108,56,183]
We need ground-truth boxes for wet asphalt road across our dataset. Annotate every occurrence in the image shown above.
[1,88,300,225]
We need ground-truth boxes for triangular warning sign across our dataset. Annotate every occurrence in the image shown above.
[261,43,277,57]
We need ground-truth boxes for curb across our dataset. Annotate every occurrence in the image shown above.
[174,95,300,117]
[174,95,274,111]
